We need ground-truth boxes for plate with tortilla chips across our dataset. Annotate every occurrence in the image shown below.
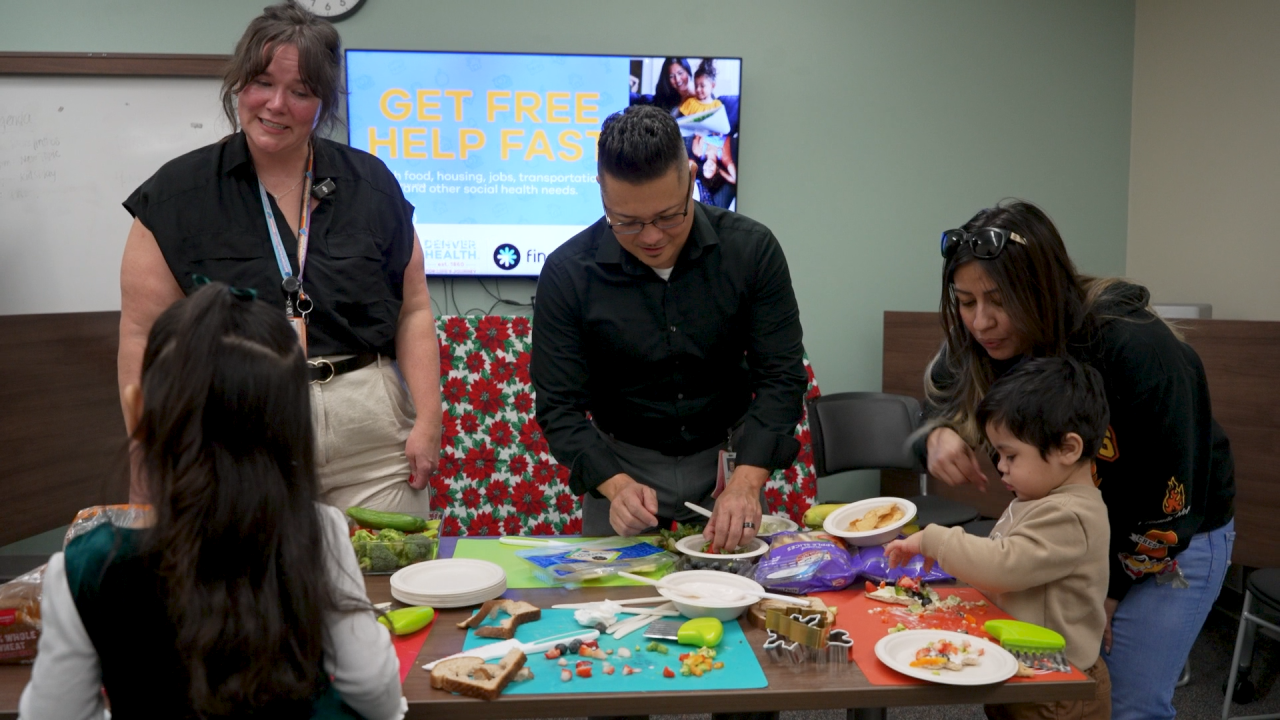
[822,497,916,546]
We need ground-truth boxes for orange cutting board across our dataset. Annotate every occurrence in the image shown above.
[813,587,1088,686]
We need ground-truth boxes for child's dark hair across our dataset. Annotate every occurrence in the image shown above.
[694,59,716,81]
[975,356,1109,461]
[135,283,354,714]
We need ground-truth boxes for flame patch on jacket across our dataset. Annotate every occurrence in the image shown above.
[1096,425,1118,462]
[1162,477,1186,515]
[1119,552,1173,579]
[1130,529,1178,559]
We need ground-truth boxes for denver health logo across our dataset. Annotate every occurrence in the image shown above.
[493,243,520,271]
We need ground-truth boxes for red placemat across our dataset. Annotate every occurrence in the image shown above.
[814,587,1089,686]
[392,620,434,683]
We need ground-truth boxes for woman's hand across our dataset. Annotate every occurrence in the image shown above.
[926,426,989,490]
[1103,597,1119,654]
[404,421,440,490]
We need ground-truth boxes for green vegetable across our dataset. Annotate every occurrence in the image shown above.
[365,542,399,573]
[403,533,435,562]
[378,606,436,635]
[346,507,429,532]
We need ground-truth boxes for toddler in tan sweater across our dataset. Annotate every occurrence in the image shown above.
[886,357,1112,720]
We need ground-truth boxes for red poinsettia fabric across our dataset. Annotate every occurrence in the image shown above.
[428,315,821,536]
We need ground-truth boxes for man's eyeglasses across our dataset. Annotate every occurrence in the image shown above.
[603,178,692,235]
[940,227,1028,260]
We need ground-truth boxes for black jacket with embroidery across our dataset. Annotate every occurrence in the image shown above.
[918,282,1235,602]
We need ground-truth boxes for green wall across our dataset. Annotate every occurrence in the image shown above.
[0,0,1135,506]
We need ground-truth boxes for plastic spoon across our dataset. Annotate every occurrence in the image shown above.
[617,571,811,607]
[497,536,569,548]
[684,501,715,519]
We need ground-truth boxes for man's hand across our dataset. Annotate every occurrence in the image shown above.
[404,421,440,490]
[599,473,659,536]
[1103,597,1119,654]
[926,426,988,491]
[704,465,768,551]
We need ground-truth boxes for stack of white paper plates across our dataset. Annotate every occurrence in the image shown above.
[389,558,507,608]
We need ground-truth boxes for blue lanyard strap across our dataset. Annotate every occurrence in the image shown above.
[256,145,315,286]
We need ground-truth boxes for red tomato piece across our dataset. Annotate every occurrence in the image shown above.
[662,666,675,678]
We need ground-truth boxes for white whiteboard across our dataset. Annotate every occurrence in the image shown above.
[0,75,227,315]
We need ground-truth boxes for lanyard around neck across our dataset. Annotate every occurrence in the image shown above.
[257,145,315,286]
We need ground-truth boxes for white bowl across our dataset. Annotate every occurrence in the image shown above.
[657,570,765,621]
[758,514,800,536]
[822,496,916,546]
[675,534,769,560]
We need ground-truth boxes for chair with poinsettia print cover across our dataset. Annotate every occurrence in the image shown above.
[428,315,821,536]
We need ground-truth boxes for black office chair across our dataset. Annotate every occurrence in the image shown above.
[807,392,980,528]
[1222,568,1280,718]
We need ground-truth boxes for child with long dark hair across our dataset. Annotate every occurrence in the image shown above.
[20,284,405,719]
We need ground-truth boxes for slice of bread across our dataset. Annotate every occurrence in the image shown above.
[456,599,542,640]
[429,648,527,701]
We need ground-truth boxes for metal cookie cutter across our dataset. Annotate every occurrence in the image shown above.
[824,629,853,664]
[762,629,809,664]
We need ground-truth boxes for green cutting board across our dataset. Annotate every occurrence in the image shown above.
[451,537,668,589]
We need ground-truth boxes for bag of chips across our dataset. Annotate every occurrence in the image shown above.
[752,530,857,594]
[849,543,954,584]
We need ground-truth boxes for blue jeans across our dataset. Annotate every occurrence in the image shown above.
[1105,518,1235,720]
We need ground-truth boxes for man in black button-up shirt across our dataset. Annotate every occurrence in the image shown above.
[532,106,806,551]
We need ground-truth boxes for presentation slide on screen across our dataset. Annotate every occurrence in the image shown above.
[347,52,743,277]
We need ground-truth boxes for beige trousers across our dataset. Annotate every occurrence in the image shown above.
[309,355,431,516]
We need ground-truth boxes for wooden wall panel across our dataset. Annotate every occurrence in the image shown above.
[883,311,1280,569]
[0,52,228,77]
[0,312,127,547]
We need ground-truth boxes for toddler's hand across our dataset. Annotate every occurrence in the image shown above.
[883,533,925,569]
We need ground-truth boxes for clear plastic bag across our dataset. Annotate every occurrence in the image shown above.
[0,565,44,664]
[63,504,154,548]
[516,538,676,587]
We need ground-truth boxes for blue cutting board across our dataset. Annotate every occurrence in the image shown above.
[461,609,767,693]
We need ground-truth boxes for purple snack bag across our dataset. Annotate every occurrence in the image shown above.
[752,531,857,594]
[849,542,954,583]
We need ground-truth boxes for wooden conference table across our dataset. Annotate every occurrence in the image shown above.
[0,555,1094,720]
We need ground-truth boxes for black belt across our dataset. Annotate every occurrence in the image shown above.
[307,353,379,384]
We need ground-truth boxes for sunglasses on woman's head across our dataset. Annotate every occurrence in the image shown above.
[940,227,1028,259]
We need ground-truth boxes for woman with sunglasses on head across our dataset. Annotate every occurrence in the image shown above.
[916,200,1235,720]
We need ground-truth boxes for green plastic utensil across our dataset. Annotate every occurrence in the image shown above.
[644,617,725,647]
[984,619,1070,672]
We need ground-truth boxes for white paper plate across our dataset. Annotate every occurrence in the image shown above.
[758,514,800,536]
[874,629,1018,685]
[823,497,917,546]
[390,558,506,608]
[675,534,769,560]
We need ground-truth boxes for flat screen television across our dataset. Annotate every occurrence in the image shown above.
[346,51,743,277]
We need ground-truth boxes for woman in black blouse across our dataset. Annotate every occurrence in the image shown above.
[118,1,440,514]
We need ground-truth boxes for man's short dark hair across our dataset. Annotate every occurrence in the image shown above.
[976,356,1109,461]
[597,105,686,183]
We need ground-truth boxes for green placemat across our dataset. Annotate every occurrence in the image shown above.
[452,537,669,589]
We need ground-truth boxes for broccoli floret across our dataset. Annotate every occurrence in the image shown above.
[376,528,406,543]
[352,529,377,544]
[367,542,399,573]
[404,533,435,562]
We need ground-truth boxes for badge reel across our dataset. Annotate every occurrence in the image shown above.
[282,276,311,353]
